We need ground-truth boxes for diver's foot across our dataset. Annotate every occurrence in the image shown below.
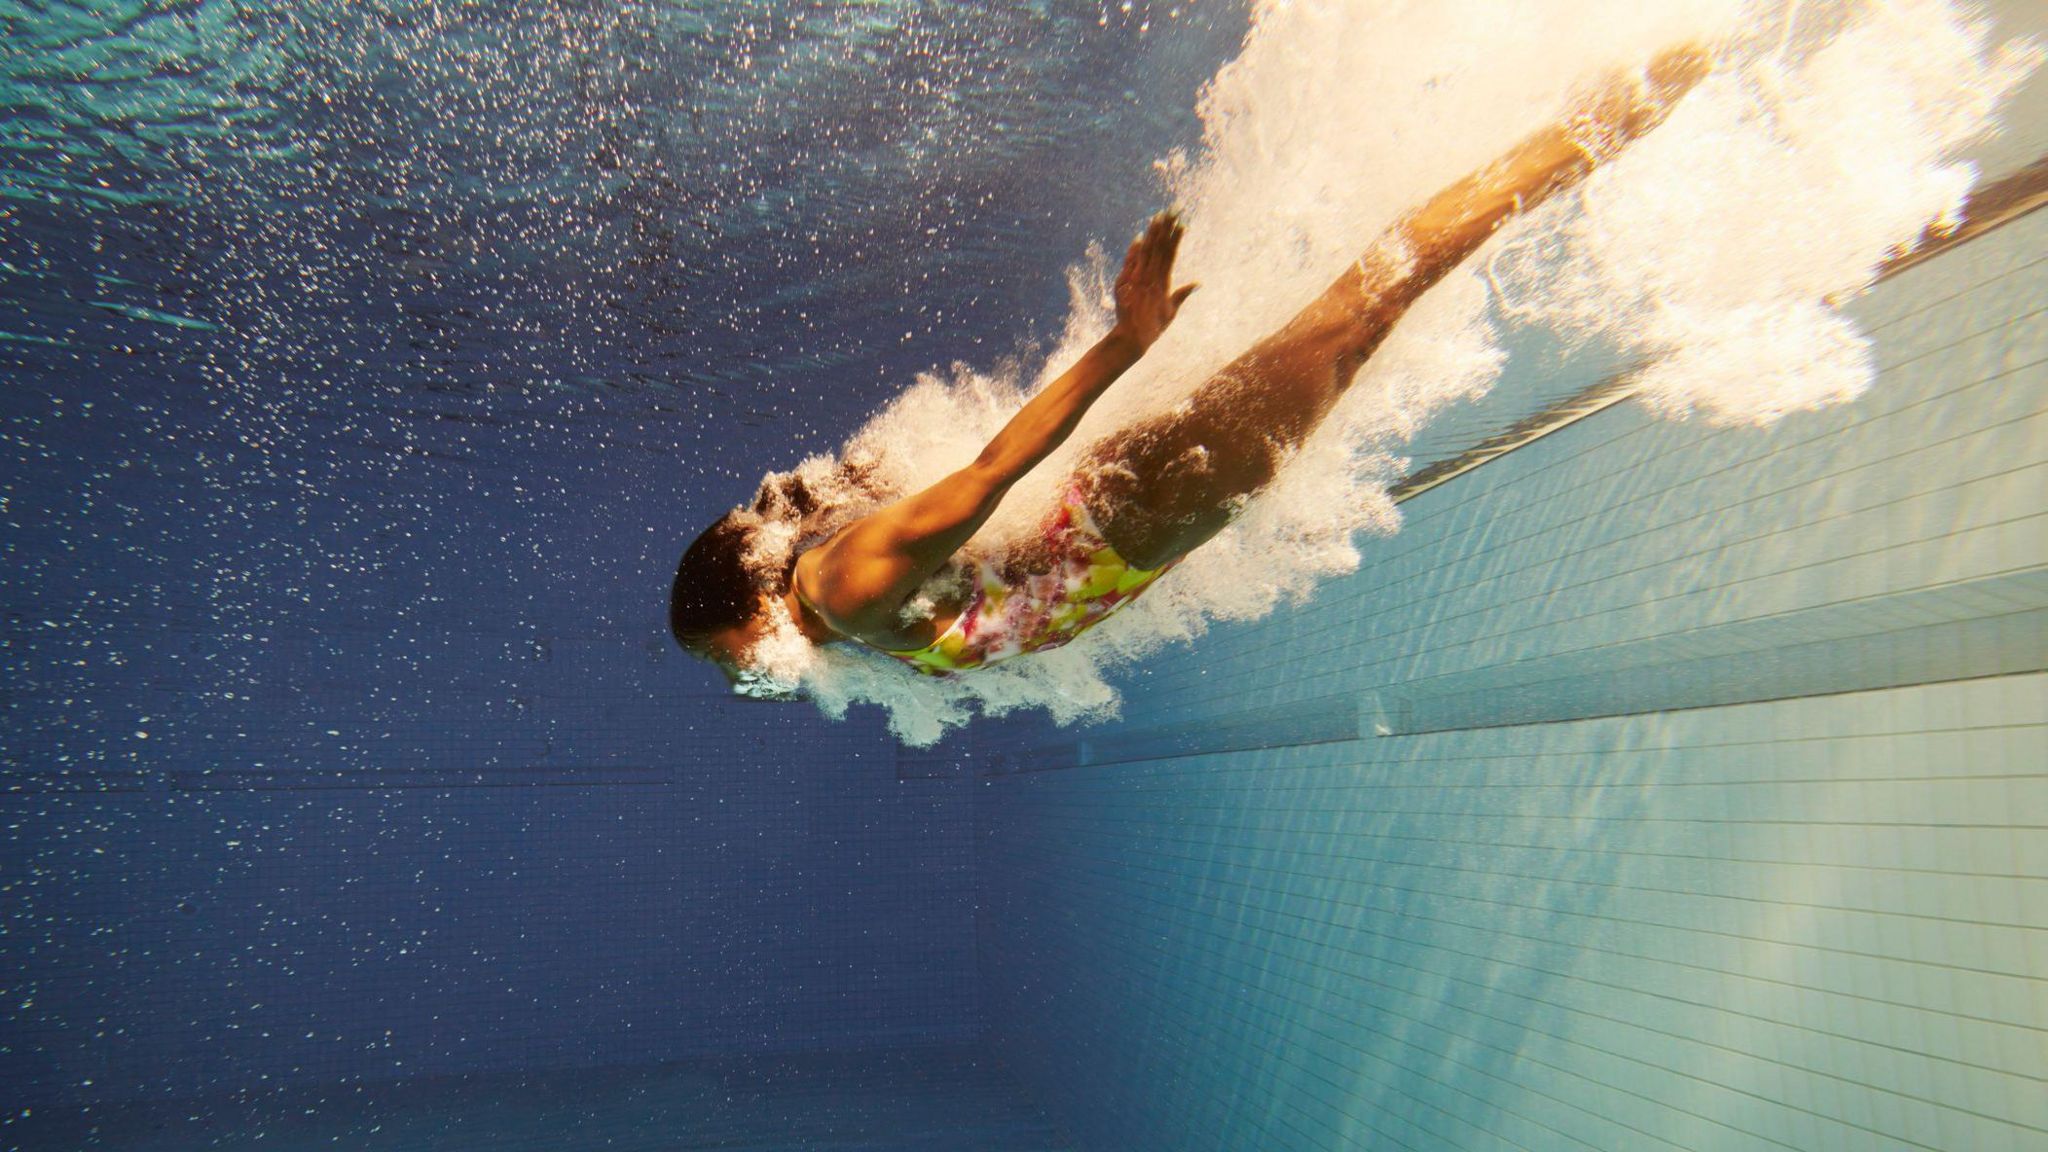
[1469,45,1715,216]
[1570,44,1714,163]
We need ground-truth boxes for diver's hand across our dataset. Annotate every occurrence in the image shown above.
[1110,210,1197,352]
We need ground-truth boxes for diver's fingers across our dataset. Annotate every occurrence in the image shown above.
[1136,215,1163,275]
[1148,211,1180,279]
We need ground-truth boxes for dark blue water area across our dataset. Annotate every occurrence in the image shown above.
[2,2,1249,1145]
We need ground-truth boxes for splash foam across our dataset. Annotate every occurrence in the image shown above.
[761,0,2038,745]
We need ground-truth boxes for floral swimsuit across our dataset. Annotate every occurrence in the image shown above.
[880,479,1177,676]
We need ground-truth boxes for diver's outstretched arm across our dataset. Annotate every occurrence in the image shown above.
[975,212,1195,479]
[796,213,1194,641]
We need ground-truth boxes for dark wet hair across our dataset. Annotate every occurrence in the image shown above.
[669,512,763,650]
[669,458,891,653]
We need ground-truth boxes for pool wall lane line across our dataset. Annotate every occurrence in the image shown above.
[1387,153,2048,508]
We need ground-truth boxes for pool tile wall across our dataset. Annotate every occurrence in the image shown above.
[975,179,2048,1149]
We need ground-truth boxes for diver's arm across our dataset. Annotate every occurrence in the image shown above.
[801,213,1195,637]
[971,330,1143,474]
[970,210,1194,480]
[801,330,1145,637]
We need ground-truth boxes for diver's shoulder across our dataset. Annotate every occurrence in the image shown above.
[792,544,944,652]
[790,544,880,635]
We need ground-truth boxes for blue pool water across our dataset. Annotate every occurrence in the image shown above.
[4,2,2045,1150]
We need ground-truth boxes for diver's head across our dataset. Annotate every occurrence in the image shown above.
[669,511,806,701]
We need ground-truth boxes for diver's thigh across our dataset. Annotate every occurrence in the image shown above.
[1080,392,1286,569]
[1080,313,1364,567]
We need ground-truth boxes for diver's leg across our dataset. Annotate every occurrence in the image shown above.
[1087,48,1709,570]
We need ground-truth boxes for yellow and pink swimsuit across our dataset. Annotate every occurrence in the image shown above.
[880,479,1178,676]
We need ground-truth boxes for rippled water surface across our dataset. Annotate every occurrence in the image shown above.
[5,1,1241,397]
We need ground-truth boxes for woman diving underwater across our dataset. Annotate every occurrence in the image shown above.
[670,47,1712,700]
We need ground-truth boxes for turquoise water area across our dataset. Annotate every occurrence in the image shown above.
[5,1,2045,1150]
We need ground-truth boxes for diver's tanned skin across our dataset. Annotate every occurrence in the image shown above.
[698,47,1712,681]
